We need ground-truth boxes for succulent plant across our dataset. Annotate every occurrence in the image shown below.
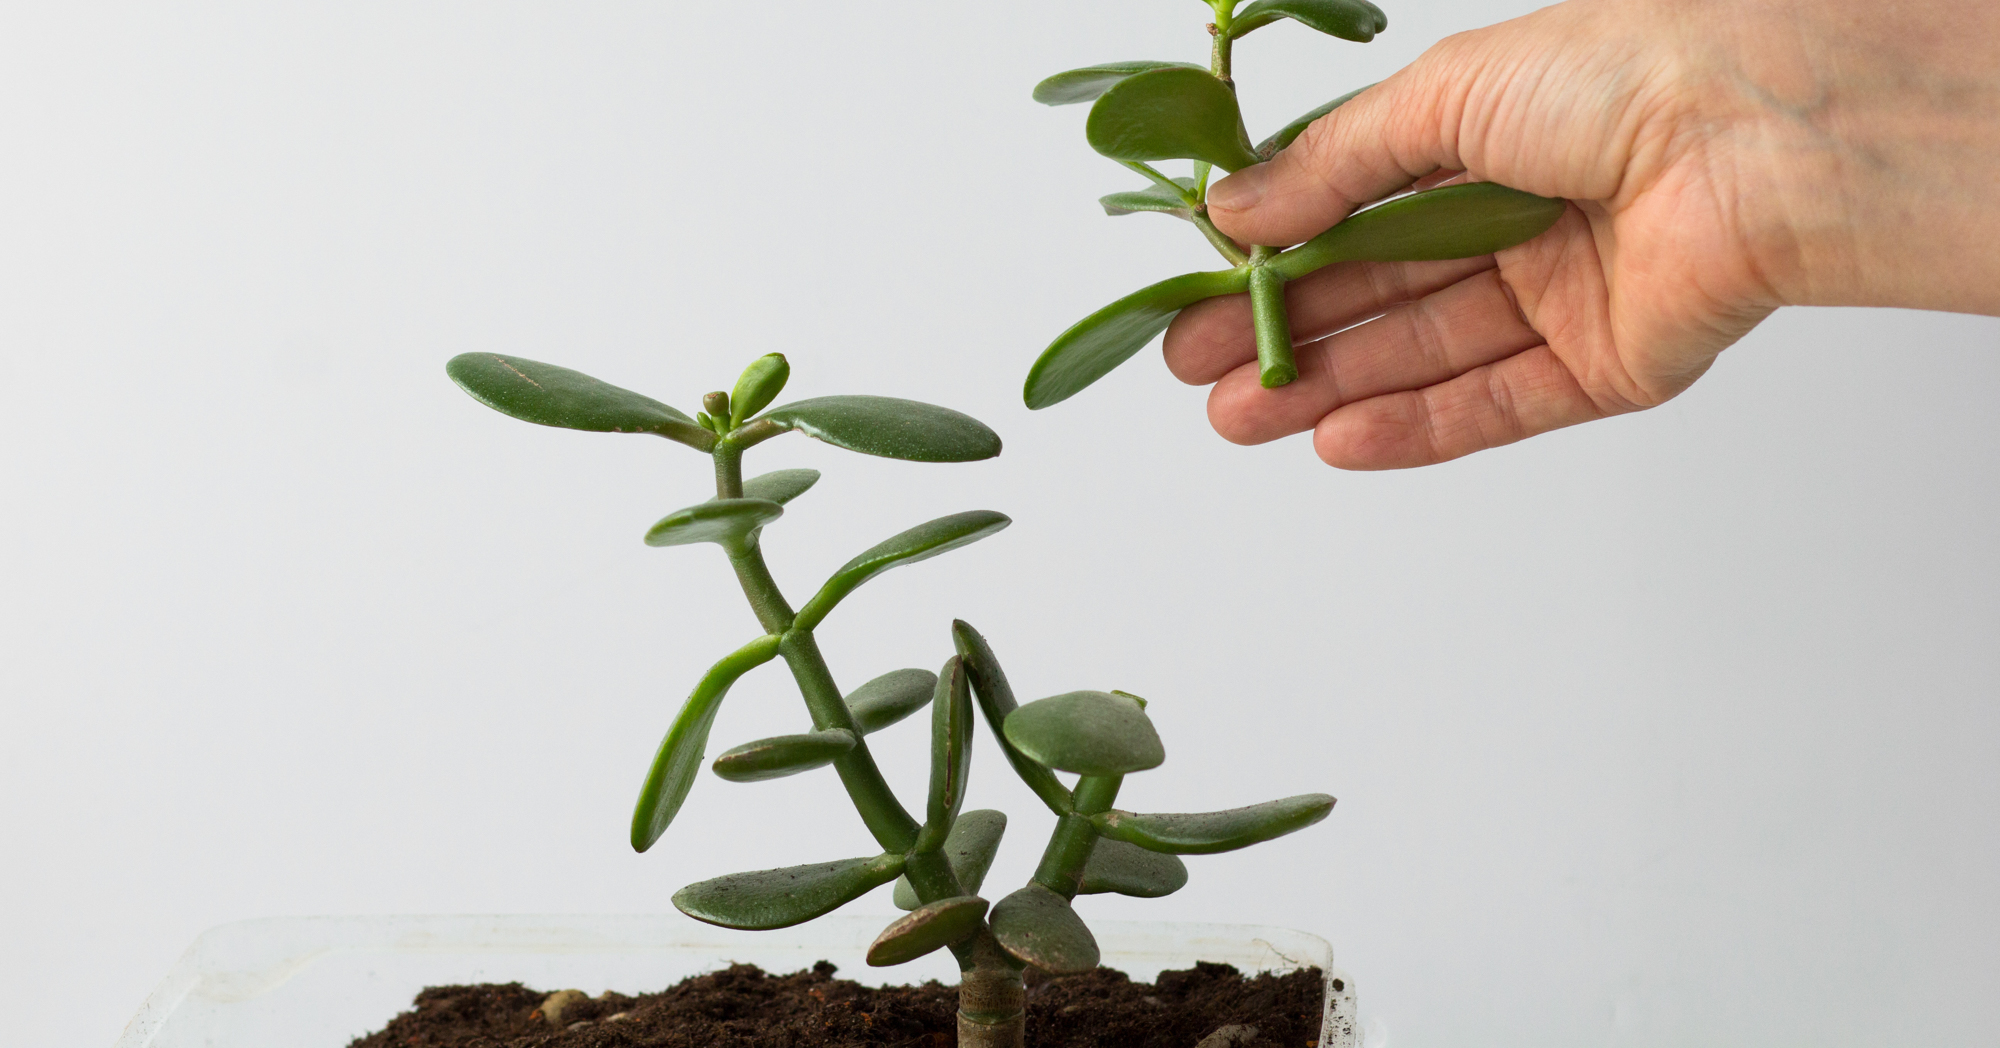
[446,352,1335,1047]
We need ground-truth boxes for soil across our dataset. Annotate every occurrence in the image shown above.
[348,959,1329,1048]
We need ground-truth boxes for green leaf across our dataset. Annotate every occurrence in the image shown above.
[445,353,711,449]
[1101,178,1197,218]
[1086,67,1261,173]
[893,808,1007,909]
[1078,839,1188,898]
[793,511,1012,632]
[728,353,790,428]
[631,634,782,852]
[672,853,906,931]
[868,896,991,967]
[1024,268,1249,410]
[1033,60,1206,106]
[1271,182,1568,281]
[915,657,974,853]
[1090,794,1336,855]
[847,668,939,735]
[990,885,1100,974]
[711,729,856,783]
[740,468,820,506]
[760,396,1002,463]
[1255,85,1371,160]
[952,621,1072,816]
[1229,0,1387,40]
[1003,691,1165,776]
[644,498,784,549]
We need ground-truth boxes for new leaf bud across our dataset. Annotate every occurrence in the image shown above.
[729,353,790,428]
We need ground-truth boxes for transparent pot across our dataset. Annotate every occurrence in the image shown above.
[117,914,1359,1047]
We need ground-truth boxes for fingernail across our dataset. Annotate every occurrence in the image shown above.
[1206,165,1269,210]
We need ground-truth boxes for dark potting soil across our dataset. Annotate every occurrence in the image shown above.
[348,959,1328,1048]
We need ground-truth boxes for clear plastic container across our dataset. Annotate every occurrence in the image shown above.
[116,914,1358,1047]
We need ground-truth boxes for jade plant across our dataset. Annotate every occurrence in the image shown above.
[1024,0,1568,407]
[445,351,1336,1047]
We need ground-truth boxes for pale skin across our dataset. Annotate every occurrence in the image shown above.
[1166,0,2000,469]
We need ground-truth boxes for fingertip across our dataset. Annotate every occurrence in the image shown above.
[1162,294,1255,386]
[1313,397,1435,470]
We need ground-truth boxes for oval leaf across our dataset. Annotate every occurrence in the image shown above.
[644,498,783,549]
[1089,794,1336,855]
[1079,839,1189,898]
[1101,179,1197,218]
[672,853,906,931]
[847,667,939,734]
[1255,85,1371,160]
[1025,268,1249,410]
[894,808,1007,909]
[445,353,710,448]
[953,621,1072,815]
[728,353,790,428]
[740,468,821,506]
[1086,67,1261,173]
[1004,691,1165,776]
[1034,60,1206,106]
[631,634,782,852]
[915,657,974,853]
[760,396,1002,463]
[793,511,1012,631]
[1271,182,1567,281]
[867,896,991,967]
[1229,0,1387,41]
[711,728,856,783]
[990,885,1100,974]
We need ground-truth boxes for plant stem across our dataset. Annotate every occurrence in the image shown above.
[1247,245,1298,387]
[1192,208,1250,266]
[1032,774,1122,898]
[1209,6,1234,83]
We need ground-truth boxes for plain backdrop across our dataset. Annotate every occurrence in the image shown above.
[3,2,1997,1046]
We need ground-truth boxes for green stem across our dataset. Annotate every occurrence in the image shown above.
[1192,208,1250,266]
[1210,3,1234,83]
[712,443,919,853]
[1032,774,1122,899]
[1247,245,1297,387]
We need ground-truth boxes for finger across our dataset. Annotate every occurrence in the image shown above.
[1163,255,1497,386]
[1313,345,1609,470]
[1204,269,1544,445]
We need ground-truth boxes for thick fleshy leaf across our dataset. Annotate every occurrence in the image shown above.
[1229,0,1387,40]
[445,353,709,448]
[793,511,1012,631]
[1255,85,1371,159]
[1033,60,1206,106]
[711,729,856,783]
[846,668,939,734]
[644,498,783,548]
[1086,67,1261,173]
[1024,268,1249,410]
[915,658,974,853]
[953,621,1071,815]
[1078,839,1188,898]
[1101,178,1197,218]
[760,396,1002,463]
[894,808,1007,909]
[728,353,789,428]
[1090,794,1336,855]
[672,853,906,931]
[740,468,820,506]
[631,634,782,851]
[867,896,990,967]
[990,885,1100,974]
[1004,691,1165,776]
[1271,182,1567,280]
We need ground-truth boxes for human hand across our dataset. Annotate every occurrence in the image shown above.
[1164,0,2000,469]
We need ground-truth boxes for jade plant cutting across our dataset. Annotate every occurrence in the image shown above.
[445,350,1336,1047]
[1024,0,1568,407]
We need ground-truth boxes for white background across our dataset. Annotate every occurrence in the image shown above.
[3,2,1997,1046]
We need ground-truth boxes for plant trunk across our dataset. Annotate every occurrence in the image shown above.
[956,964,1025,1048]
